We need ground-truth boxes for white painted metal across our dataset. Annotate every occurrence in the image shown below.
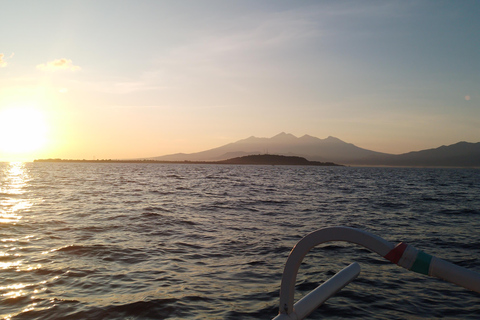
[272,262,361,320]
[430,257,480,293]
[273,226,480,320]
[278,227,394,316]
[395,245,419,269]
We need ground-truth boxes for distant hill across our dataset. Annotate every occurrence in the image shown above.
[217,154,340,166]
[354,141,480,167]
[151,133,480,167]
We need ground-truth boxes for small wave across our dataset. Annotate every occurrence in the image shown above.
[141,212,164,217]
[174,241,203,249]
[226,307,279,320]
[32,267,67,277]
[438,208,479,215]
[260,199,290,205]
[205,175,227,180]
[0,192,21,198]
[132,213,196,228]
[123,199,141,204]
[57,244,92,254]
[149,190,174,195]
[143,206,171,213]
[166,174,183,179]
[421,196,444,202]
[247,260,266,266]
[177,219,196,226]
[16,298,182,320]
[377,201,408,209]
[55,244,150,264]
[92,299,187,319]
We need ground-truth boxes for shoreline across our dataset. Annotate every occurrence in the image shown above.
[33,154,342,166]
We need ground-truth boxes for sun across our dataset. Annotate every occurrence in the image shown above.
[0,106,48,155]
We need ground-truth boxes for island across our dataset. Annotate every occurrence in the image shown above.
[216,154,340,166]
[34,154,341,166]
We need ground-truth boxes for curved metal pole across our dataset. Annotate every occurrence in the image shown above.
[279,226,394,315]
[277,226,480,317]
[274,262,361,320]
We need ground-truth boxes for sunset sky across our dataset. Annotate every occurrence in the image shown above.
[0,0,478,161]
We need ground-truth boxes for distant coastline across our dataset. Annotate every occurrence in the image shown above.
[34,154,342,166]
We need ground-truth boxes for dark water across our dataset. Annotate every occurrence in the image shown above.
[1,162,479,319]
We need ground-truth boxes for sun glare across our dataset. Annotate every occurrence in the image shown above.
[0,107,48,155]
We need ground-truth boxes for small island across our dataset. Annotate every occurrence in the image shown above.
[216,154,340,166]
[34,154,341,166]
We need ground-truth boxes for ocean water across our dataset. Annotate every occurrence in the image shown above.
[1,162,479,320]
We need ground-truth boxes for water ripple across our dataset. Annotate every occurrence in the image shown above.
[0,163,479,319]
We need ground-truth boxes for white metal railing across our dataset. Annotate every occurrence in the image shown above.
[273,226,480,320]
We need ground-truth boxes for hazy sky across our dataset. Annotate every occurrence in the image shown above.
[0,0,478,161]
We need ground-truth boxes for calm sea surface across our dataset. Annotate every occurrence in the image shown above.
[1,162,479,319]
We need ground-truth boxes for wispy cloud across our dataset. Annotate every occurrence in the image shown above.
[149,7,326,91]
[162,8,322,67]
[37,58,81,72]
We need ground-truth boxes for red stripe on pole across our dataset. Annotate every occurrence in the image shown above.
[384,242,408,264]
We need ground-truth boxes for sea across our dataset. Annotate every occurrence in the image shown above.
[1,162,479,320]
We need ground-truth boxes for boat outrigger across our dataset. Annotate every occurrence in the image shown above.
[273,227,480,320]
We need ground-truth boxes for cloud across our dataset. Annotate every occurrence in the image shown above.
[0,52,15,68]
[37,58,81,72]
[0,53,7,68]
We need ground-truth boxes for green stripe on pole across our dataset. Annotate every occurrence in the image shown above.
[410,251,433,275]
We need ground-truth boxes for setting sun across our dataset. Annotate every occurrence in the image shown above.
[0,106,48,155]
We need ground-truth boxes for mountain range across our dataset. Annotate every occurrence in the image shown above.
[151,133,480,167]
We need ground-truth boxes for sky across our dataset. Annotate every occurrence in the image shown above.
[0,0,478,161]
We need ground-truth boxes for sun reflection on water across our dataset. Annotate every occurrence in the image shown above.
[0,162,42,318]
[0,162,31,224]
